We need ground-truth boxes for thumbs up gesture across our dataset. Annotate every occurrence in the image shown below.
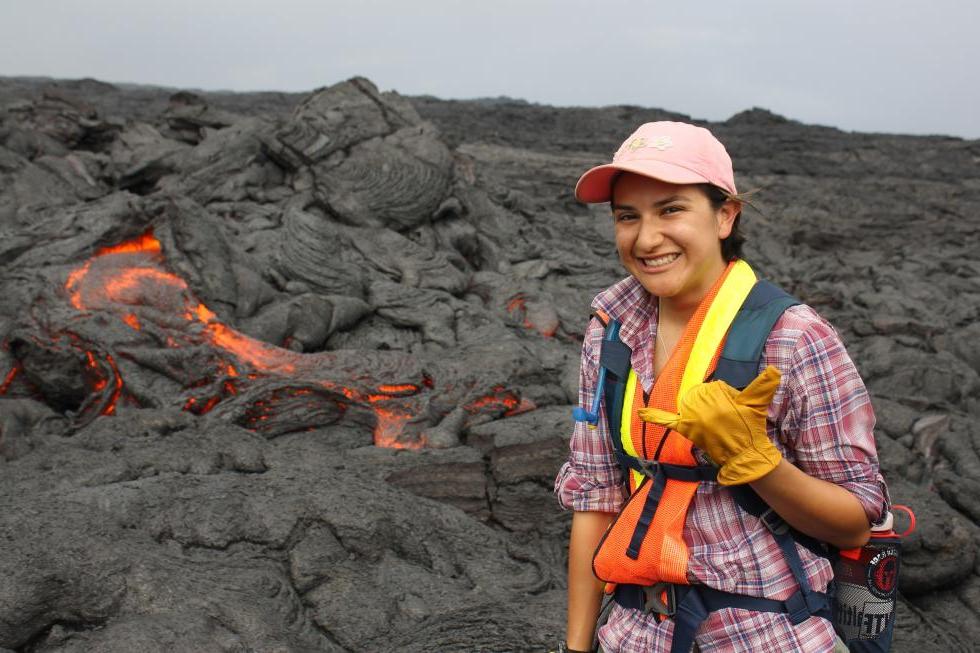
[639,366,783,486]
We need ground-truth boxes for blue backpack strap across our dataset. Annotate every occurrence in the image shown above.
[572,317,630,425]
[599,319,633,480]
[615,580,833,653]
[571,316,635,483]
[666,583,833,653]
[729,485,828,558]
[711,279,800,390]
[712,279,834,629]
[728,486,832,622]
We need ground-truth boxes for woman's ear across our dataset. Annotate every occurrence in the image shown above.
[716,200,741,239]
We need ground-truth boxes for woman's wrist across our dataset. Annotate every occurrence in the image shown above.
[555,641,593,653]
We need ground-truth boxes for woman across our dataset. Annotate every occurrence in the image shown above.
[553,121,888,652]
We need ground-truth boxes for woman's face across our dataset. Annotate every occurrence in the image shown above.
[611,173,738,309]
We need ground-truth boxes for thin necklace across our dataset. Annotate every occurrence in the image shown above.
[656,298,676,364]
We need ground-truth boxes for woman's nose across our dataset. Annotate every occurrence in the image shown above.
[635,215,664,250]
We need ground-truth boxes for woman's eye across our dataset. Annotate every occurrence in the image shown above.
[662,205,683,215]
[615,213,637,222]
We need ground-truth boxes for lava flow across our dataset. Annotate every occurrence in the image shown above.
[0,364,19,394]
[57,229,428,447]
[506,293,558,338]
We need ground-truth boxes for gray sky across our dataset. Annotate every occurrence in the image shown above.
[2,0,977,138]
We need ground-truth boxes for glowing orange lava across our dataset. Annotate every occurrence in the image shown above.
[105,268,187,304]
[97,233,161,256]
[506,397,537,417]
[200,319,297,375]
[84,351,108,391]
[464,384,520,414]
[79,347,122,416]
[372,405,418,449]
[103,354,123,416]
[505,293,556,337]
[0,365,18,395]
[62,229,428,446]
[376,384,419,395]
[65,264,92,310]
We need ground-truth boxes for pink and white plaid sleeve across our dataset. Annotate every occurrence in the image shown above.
[773,307,889,523]
[554,318,627,513]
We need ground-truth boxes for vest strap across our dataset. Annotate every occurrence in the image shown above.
[620,457,720,560]
[615,451,718,483]
[613,583,833,652]
[729,485,828,559]
[626,469,668,560]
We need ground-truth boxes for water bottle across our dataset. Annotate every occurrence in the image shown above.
[831,506,914,652]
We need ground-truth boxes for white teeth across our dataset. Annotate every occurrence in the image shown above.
[642,253,680,267]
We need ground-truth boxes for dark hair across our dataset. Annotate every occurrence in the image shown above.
[697,183,745,262]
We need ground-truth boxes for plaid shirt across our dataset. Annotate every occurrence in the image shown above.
[554,274,889,653]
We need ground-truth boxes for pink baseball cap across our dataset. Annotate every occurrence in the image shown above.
[575,121,737,203]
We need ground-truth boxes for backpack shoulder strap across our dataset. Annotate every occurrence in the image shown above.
[572,314,635,482]
[598,319,632,474]
[572,314,631,426]
[718,280,833,593]
[712,279,800,390]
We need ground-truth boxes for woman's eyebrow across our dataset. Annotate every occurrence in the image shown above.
[654,194,687,207]
[611,195,687,212]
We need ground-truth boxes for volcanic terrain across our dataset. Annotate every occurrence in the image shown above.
[0,75,978,652]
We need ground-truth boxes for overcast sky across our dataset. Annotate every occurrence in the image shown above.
[2,1,977,138]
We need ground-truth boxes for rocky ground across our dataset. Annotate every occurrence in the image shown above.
[0,75,978,652]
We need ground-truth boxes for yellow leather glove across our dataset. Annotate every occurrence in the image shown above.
[638,366,783,486]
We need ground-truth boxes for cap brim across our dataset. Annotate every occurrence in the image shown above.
[574,160,712,203]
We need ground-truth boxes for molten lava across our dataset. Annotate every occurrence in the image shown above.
[97,233,162,256]
[59,229,435,447]
[464,385,520,413]
[505,293,557,338]
[0,365,19,395]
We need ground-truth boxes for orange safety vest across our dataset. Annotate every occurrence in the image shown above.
[593,259,759,587]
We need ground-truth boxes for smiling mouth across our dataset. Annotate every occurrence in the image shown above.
[640,252,680,269]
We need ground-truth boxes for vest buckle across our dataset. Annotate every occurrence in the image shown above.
[637,459,660,479]
[641,582,676,617]
[760,507,789,536]
[783,589,820,625]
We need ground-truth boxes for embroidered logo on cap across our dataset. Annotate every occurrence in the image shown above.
[626,137,646,152]
[623,135,673,155]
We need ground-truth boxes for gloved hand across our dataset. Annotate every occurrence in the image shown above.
[638,366,783,486]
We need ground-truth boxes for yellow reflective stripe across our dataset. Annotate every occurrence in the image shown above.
[621,370,643,487]
[678,259,757,402]
[616,259,758,489]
